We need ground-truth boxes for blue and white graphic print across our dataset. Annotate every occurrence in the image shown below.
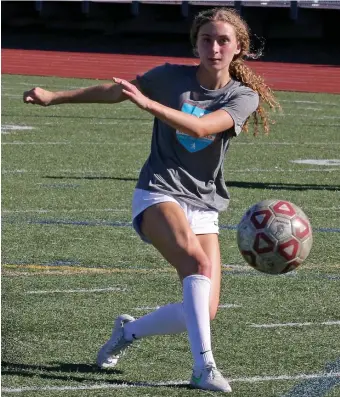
[176,102,216,153]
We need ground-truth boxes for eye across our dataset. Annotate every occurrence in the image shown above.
[219,37,230,45]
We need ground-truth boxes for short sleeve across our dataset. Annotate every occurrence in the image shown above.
[137,63,171,102]
[222,87,259,135]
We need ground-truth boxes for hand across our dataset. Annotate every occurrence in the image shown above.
[23,87,55,106]
[113,78,151,110]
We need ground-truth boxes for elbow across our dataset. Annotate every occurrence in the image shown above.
[190,126,209,139]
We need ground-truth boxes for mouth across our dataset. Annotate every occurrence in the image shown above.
[208,58,221,62]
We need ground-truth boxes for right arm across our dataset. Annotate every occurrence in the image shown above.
[23,79,140,106]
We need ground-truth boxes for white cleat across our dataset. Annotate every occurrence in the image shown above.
[97,314,135,369]
[190,365,232,392]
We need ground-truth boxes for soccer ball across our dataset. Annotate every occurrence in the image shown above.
[237,200,313,274]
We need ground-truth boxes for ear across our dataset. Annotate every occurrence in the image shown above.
[235,42,241,55]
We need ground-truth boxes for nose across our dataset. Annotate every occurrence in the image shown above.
[212,40,220,53]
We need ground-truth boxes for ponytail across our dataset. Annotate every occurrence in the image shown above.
[229,58,281,135]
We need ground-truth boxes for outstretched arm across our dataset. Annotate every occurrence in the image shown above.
[115,78,235,138]
[23,79,140,107]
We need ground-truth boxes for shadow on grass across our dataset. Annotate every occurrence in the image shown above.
[44,175,137,182]
[43,176,340,191]
[1,361,121,376]
[227,181,340,192]
[1,361,191,389]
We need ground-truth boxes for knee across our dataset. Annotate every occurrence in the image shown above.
[176,233,212,277]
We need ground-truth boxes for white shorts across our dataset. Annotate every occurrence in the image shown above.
[132,188,219,243]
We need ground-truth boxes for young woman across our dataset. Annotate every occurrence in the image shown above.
[23,7,280,393]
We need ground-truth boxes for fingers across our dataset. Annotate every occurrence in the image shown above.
[23,87,48,105]
[23,95,34,103]
[23,88,37,104]
[113,78,130,87]
[113,77,123,84]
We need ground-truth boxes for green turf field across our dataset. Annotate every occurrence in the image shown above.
[2,74,340,396]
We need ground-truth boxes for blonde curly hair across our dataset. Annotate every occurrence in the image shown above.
[191,7,281,135]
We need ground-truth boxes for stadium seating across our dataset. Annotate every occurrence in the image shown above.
[2,0,340,39]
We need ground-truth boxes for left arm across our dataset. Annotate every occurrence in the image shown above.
[146,100,234,138]
[114,78,234,138]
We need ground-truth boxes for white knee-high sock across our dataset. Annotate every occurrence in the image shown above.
[183,274,216,370]
[123,303,186,340]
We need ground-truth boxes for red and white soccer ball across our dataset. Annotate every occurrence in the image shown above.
[237,200,313,274]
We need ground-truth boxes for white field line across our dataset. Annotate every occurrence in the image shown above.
[291,159,340,166]
[2,208,130,214]
[3,141,340,146]
[2,141,147,145]
[25,287,127,294]
[295,107,323,111]
[2,121,152,126]
[2,142,70,145]
[279,99,339,106]
[276,113,340,120]
[234,142,340,146]
[2,126,35,134]
[218,304,242,308]
[2,372,340,393]
[230,168,340,172]
[222,264,252,270]
[250,321,340,328]
[2,168,340,174]
[134,304,241,311]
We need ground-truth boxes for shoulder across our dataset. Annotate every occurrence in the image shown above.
[225,80,259,109]
[229,80,259,99]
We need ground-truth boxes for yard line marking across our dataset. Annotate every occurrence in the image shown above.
[2,169,28,174]
[281,358,340,397]
[134,304,241,311]
[2,208,130,214]
[134,306,161,311]
[234,142,340,146]
[3,141,340,146]
[291,159,340,166]
[218,304,242,308]
[2,206,339,214]
[2,264,175,274]
[2,142,70,145]
[2,372,340,393]
[25,287,127,294]
[276,113,340,120]
[280,99,339,106]
[2,125,34,134]
[250,321,340,328]
[3,219,340,233]
[3,168,340,174]
[297,107,323,111]
[3,263,340,277]
[230,168,340,173]
[3,218,340,233]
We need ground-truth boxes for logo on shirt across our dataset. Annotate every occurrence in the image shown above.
[176,102,216,153]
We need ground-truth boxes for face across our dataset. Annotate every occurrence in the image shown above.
[196,20,241,72]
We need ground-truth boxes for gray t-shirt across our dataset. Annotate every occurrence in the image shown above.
[136,63,259,212]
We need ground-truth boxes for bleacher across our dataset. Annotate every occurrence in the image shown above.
[2,0,340,39]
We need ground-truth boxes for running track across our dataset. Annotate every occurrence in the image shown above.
[2,48,340,94]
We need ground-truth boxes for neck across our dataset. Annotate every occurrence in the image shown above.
[196,64,231,90]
